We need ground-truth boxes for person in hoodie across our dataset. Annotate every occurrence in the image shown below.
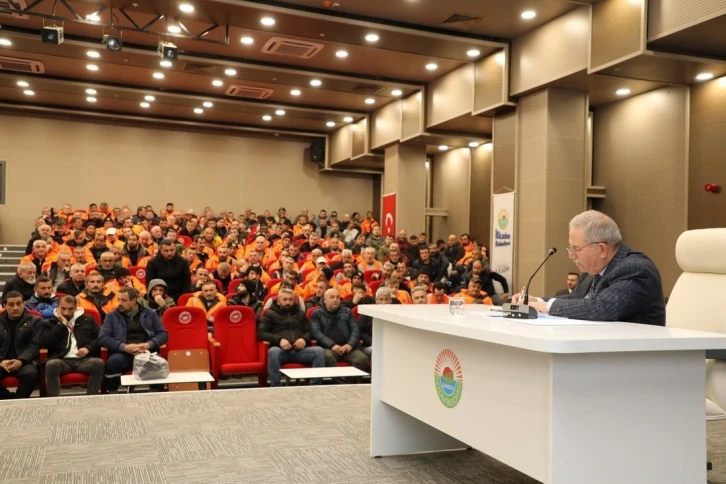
[99,287,168,393]
[227,279,263,325]
[0,291,41,399]
[310,288,369,371]
[138,279,175,317]
[144,239,191,302]
[25,276,58,320]
[4,263,37,302]
[257,287,325,387]
[39,295,104,397]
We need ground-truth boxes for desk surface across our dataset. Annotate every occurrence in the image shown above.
[121,371,214,386]
[359,305,726,354]
[280,367,369,378]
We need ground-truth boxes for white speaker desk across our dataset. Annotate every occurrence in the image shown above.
[359,304,726,484]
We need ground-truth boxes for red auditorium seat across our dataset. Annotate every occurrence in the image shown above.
[265,278,282,290]
[369,280,382,294]
[211,306,266,387]
[363,270,382,283]
[161,306,217,374]
[128,265,147,284]
[178,235,193,248]
[177,293,193,306]
[211,279,223,292]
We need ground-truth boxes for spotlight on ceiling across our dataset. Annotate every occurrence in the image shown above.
[365,33,379,42]
[438,145,449,151]
[521,10,536,19]
[41,25,64,45]
[167,25,182,34]
[326,121,336,127]
[696,72,714,81]
[310,79,322,87]
[275,109,285,115]
[469,141,480,148]
[263,115,272,121]
[212,80,223,87]
[224,68,237,76]
[102,34,122,52]
[17,81,29,87]
[179,3,194,13]
[391,89,403,96]
[615,88,631,96]
[203,101,213,108]
[0,38,11,46]
[467,49,480,57]
[157,41,178,61]
[86,88,97,95]
[343,117,353,123]
[425,63,438,71]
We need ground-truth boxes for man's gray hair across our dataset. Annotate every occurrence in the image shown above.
[33,239,47,248]
[218,262,231,272]
[382,262,394,271]
[278,287,294,297]
[342,249,352,257]
[376,287,393,299]
[569,210,622,247]
[411,286,428,297]
[70,263,85,272]
[17,262,35,273]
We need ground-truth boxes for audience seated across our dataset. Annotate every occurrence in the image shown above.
[257,287,326,387]
[77,272,119,319]
[0,291,41,399]
[227,280,263,324]
[138,279,175,317]
[57,263,86,297]
[40,295,104,397]
[25,276,58,319]
[310,289,369,371]
[5,262,37,302]
[186,281,226,328]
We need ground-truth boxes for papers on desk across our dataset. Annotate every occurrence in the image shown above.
[468,308,609,327]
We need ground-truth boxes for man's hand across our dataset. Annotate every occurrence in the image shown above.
[530,299,549,314]
[293,338,306,350]
[123,344,143,355]
[0,360,12,371]
[352,292,364,304]
[154,294,166,306]
[76,348,89,358]
[4,360,22,372]
[511,287,526,304]
[341,344,353,354]
[279,338,292,350]
[331,345,345,356]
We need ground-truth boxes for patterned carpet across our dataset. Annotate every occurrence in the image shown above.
[0,385,540,484]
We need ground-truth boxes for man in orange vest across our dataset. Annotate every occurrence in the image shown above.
[186,281,226,330]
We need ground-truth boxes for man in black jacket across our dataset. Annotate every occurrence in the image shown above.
[144,239,191,302]
[228,280,263,324]
[4,263,37,302]
[412,246,445,282]
[57,264,86,297]
[310,288,368,371]
[257,288,325,386]
[0,291,41,399]
[39,295,104,397]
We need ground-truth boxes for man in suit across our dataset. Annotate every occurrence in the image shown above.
[514,210,665,325]
[554,272,580,297]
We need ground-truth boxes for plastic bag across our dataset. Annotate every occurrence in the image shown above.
[132,351,170,380]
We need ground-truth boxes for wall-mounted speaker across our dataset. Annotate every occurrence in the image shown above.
[310,139,325,163]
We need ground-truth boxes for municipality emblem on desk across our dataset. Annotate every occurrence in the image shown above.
[434,349,463,408]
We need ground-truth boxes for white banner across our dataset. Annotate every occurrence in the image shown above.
[491,192,515,289]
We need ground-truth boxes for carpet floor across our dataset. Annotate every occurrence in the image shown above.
[0,384,540,484]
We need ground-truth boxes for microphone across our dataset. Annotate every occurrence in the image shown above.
[503,247,557,320]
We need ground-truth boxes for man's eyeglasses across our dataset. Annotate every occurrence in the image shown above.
[566,242,603,255]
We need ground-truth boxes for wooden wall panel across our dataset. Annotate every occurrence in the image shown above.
[401,92,424,141]
[648,0,726,40]
[590,0,644,71]
[426,64,474,127]
[371,100,402,150]
[474,50,507,113]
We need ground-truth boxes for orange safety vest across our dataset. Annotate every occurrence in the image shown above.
[186,293,227,321]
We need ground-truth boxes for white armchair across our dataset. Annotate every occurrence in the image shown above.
[667,228,726,420]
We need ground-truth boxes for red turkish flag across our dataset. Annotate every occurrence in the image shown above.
[382,193,396,237]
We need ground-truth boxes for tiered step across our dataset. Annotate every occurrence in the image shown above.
[0,245,26,293]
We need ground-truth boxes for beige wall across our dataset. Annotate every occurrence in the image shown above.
[0,114,373,243]
[593,86,689,295]
[431,148,471,240]
[470,145,492,243]
[688,79,726,229]
[371,100,402,150]
[590,0,644,71]
[383,143,426,235]
[426,64,474,127]
[330,124,352,164]
[474,51,507,113]
[648,0,726,41]
[510,6,590,95]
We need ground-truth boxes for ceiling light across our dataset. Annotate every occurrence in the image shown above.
[203,101,213,108]
[86,51,100,58]
[467,49,480,57]
[335,50,348,58]
[212,80,223,87]
[168,25,182,34]
[194,108,204,114]
[615,88,631,96]
[103,34,122,52]
[310,79,322,87]
[391,89,403,96]
[23,90,34,96]
[0,38,12,46]
[85,88,96,95]
[275,109,285,115]
[160,60,172,68]
[86,64,99,71]
[343,116,353,123]
[86,97,96,103]
[290,89,301,96]
[438,145,448,151]
[696,72,714,81]
[179,3,194,13]
[425,63,438,71]
[260,17,275,26]
[521,10,536,19]
[469,141,480,148]
[140,102,150,108]
[86,13,100,21]
[17,81,29,87]
[224,68,237,76]
[365,98,375,105]
[241,36,254,45]
[365,33,379,42]
[153,72,164,79]
[263,115,272,121]
[144,95,155,101]
[326,121,336,127]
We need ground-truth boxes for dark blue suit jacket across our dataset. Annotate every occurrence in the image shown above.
[549,244,665,325]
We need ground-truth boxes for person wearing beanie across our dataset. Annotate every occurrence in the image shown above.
[244,266,267,301]
[105,267,147,296]
[227,279,263,324]
[138,279,175,317]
